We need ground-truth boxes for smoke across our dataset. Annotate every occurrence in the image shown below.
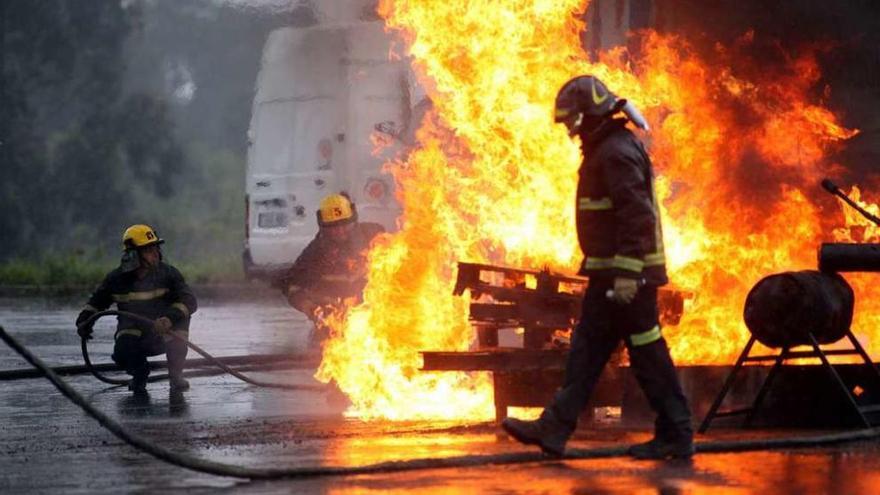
[211,0,294,12]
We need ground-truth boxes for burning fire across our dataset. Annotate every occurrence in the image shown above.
[316,1,866,421]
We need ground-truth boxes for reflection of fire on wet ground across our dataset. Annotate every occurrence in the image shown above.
[3,297,880,492]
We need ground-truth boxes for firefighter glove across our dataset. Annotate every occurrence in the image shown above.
[154,316,173,335]
[611,277,639,305]
[76,310,95,340]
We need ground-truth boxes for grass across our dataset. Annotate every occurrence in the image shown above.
[0,252,245,288]
[174,253,246,285]
[0,256,109,287]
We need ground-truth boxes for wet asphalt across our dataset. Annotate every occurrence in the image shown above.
[2,289,880,494]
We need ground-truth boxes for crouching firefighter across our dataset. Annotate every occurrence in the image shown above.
[75,224,198,394]
[502,75,694,459]
[281,193,384,348]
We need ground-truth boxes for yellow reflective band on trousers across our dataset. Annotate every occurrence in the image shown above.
[112,288,169,303]
[630,325,661,347]
[578,197,613,211]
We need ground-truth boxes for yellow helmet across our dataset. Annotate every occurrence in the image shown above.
[122,224,164,250]
[317,194,357,227]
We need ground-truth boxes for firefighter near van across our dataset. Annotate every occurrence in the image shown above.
[75,225,198,394]
[281,194,384,347]
[501,76,694,460]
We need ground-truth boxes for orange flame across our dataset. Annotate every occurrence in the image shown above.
[316,1,864,421]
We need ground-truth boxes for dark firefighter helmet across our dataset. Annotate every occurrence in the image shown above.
[554,75,625,136]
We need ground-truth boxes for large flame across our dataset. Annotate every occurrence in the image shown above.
[316,1,867,421]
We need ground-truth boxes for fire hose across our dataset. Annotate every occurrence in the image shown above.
[77,310,326,391]
[0,353,317,382]
[2,324,880,480]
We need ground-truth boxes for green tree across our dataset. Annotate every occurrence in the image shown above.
[0,0,187,259]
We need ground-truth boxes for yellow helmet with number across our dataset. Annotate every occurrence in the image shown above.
[317,194,357,227]
[122,224,164,250]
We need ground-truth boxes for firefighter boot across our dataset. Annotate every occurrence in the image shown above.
[629,396,694,460]
[628,436,694,460]
[628,339,694,460]
[128,373,148,395]
[167,337,190,391]
[501,409,572,457]
[168,362,190,391]
[169,375,190,391]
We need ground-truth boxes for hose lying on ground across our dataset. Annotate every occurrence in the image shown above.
[78,310,326,391]
[2,323,880,480]
[137,361,315,385]
[0,352,319,381]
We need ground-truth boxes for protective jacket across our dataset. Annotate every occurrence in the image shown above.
[283,222,385,302]
[81,262,198,338]
[576,119,668,286]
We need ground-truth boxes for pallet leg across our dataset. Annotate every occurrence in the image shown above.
[495,403,507,423]
[493,373,507,423]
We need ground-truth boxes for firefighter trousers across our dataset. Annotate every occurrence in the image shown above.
[547,279,693,442]
[112,328,188,380]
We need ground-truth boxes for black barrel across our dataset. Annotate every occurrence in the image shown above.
[743,270,854,348]
[819,243,880,272]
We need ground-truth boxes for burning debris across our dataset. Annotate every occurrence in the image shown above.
[421,262,688,423]
[451,262,686,350]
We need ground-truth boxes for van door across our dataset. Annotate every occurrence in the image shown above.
[246,26,347,268]
[342,22,405,230]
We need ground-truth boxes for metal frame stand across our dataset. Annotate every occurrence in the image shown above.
[699,330,880,433]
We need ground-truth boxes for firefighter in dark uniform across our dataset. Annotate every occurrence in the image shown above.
[282,193,384,347]
[502,76,694,459]
[75,225,197,394]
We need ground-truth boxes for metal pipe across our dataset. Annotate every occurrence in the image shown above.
[819,243,880,272]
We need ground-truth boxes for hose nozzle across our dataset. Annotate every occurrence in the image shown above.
[821,178,839,195]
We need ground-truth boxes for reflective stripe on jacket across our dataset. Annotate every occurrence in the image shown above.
[84,262,198,334]
[576,119,668,285]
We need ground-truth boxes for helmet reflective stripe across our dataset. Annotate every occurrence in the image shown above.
[591,81,609,105]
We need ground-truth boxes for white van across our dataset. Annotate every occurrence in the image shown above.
[243,8,425,280]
